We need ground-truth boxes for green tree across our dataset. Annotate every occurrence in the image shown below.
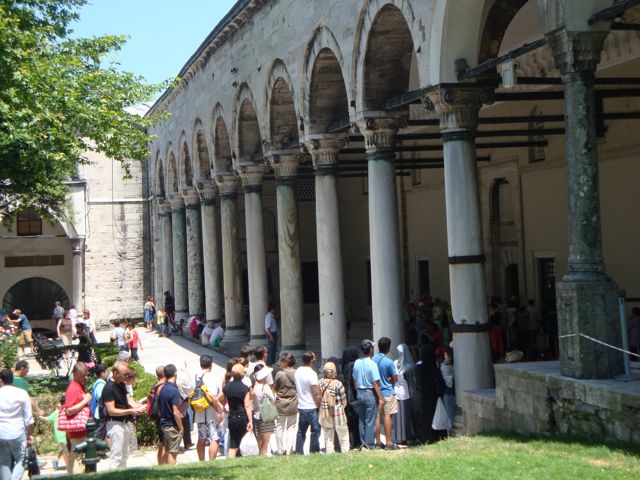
[0,0,167,219]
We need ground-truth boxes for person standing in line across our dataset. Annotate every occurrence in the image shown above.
[393,343,416,445]
[251,365,276,456]
[439,347,456,433]
[318,361,349,454]
[52,301,64,328]
[373,337,398,450]
[415,345,447,444]
[64,362,92,474]
[341,346,361,450]
[219,363,252,458]
[102,361,145,469]
[193,355,224,461]
[89,365,109,440]
[273,352,298,455]
[8,310,33,358]
[0,369,34,480]
[82,309,97,344]
[157,364,184,465]
[144,297,155,333]
[264,304,278,366]
[352,339,383,450]
[294,351,321,455]
[125,321,142,361]
[250,346,274,386]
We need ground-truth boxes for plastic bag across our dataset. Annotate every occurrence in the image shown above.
[432,397,452,431]
[239,431,259,456]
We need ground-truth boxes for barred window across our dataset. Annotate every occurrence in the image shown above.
[528,105,546,163]
[296,177,315,201]
[17,208,42,236]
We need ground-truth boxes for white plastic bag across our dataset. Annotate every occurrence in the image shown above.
[239,431,259,456]
[432,397,452,431]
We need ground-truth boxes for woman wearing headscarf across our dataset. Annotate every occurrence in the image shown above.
[414,344,447,444]
[318,362,349,454]
[341,346,361,450]
[392,343,416,445]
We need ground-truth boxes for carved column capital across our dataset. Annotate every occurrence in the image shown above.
[304,136,347,174]
[71,237,85,255]
[421,86,494,132]
[168,194,185,211]
[547,30,608,76]
[268,150,303,183]
[182,188,201,208]
[354,117,406,153]
[157,199,172,216]
[197,183,218,205]
[215,173,240,198]
[237,165,267,193]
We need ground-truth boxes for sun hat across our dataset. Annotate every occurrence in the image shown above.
[255,366,273,382]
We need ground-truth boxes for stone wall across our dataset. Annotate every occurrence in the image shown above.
[463,361,640,445]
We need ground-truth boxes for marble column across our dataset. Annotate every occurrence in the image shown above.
[306,137,347,360]
[152,201,164,305]
[547,30,622,378]
[71,237,84,309]
[159,201,174,297]
[199,186,223,323]
[422,87,495,404]
[170,196,189,321]
[270,152,305,353]
[183,190,205,317]
[215,174,246,343]
[239,165,269,345]
[357,118,404,353]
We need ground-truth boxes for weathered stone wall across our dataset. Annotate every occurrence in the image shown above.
[464,362,640,445]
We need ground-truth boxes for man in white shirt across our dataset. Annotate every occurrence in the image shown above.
[294,351,321,454]
[264,304,278,365]
[193,355,224,461]
[68,305,78,331]
[0,369,34,480]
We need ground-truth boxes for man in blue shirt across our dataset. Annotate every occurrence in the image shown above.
[9,310,33,357]
[352,339,383,449]
[157,364,183,465]
[372,337,398,449]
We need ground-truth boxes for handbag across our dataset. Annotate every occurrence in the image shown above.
[431,397,452,431]
[57,404,90,433]
[26,446,40,478]
[259,385,278,423]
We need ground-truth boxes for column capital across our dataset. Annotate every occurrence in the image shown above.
[546,30,607,76]
[354,117,406,153]
[71,237,85,255]
[158,200,172,216]
[237,165,267,193]
[168,194,185,211]
[304,135,347,174]
[197,183,218,205]
[268,150,303,183]
[421,85,495,132]
[215,173,240,198]
[182,188,200,208]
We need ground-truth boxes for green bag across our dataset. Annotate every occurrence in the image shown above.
[259,385,278,423]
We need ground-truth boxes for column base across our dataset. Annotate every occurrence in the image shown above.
[249,334,268,346]
[452,329,494,407]
[556,277,623,379]
[222,325,248,343]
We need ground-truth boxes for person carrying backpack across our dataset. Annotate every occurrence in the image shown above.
[190,355,224,462]
[148,366,167,465]
[89,365,109,439]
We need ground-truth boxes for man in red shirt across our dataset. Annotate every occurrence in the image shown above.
[64,362,91,475]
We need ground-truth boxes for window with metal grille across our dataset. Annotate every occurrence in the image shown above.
[411,168,422,186]
[5,255,64,268]
[528,105,546,163]
[537,257,556,310]
[417,258,430,296]
[296,177,315,201]
[16,208,42,236]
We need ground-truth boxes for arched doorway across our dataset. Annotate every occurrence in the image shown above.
[3,277,69,320]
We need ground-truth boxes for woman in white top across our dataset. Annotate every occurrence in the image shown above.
[251,364,276,456]
[393,343,416,445]
[82,309,96,343]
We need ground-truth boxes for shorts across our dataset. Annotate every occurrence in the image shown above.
[381,395,398,415]
[18,329,33,346]
[161,425,182,454]
[253,416,275,436]
[197,421,220,442]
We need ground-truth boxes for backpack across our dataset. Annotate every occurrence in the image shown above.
[89,379,106,418]
[189,373,215,413]
[147,382,165,420]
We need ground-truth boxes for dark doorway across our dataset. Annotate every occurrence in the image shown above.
[537,258,556,311]
[505,263,519,303]
[3,277,69,320]
[302,262,319,304]
[417,259,430,297]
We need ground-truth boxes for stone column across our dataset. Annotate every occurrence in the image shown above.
[422,87,494,403]
[270,152,305,354]
[71,237,84,309]
[159,201,174,297]
[306,137,348,360]
[239,165,269,346]
[547,30,622,378]
[356,117,404,352]
[199,186,223,323]
[152,201,164,305]
[183,190,205,317]
[170,196,189,321]
[215,174,246,343]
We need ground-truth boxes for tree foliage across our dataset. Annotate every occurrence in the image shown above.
[0,0,167,219]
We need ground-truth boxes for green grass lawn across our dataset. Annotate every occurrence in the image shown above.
[79,433,640,480]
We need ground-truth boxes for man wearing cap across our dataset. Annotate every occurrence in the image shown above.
[372,337,398,449]
[352,339,383,449]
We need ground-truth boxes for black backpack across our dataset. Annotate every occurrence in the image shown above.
[148,383,165,421]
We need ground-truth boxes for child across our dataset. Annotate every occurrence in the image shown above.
[125,320,142,361]
[41,396,68,470]
[156,307,166,336]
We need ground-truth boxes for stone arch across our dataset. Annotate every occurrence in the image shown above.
[265,59,300,150]
[302,26,351,135]
[211,104,233,173]
[3,277,70,321]
[192,118,212,186]
[178,131,194,190]
[155,151,165,198]
[233,83,264,165]
[352,0,420,113]
[166,143,179,194]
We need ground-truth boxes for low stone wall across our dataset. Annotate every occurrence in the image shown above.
[463,361,640,445]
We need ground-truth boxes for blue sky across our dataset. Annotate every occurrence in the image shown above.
[70,0,238,85]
